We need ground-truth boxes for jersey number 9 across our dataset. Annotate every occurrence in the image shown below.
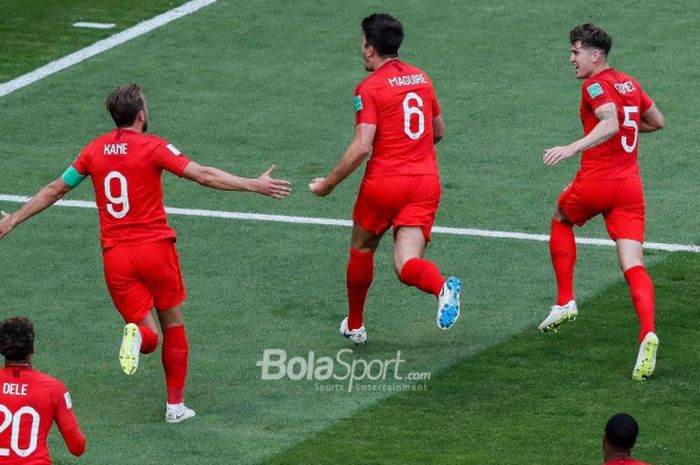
[104,171,131,219]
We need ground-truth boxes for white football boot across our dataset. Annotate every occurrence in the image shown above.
[165,403,197,424]
[437,276,462,330]
[119,323,141,375]
[632,332,659,381]
[340,317,367,344]
[538,300,578,333]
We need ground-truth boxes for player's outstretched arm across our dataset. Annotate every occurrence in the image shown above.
[0,178,72,240]
[543,102,619,166]
[181,162,291,200]
[309,123,376,197]
[640,104,665,133]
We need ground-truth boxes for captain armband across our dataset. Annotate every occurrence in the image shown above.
[61,166,86,188]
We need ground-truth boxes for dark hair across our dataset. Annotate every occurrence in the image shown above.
[605,413,639,450]
[106,83,145,127]
[362,13,403,58]
[0,316,35,361]
[570,23,612,56]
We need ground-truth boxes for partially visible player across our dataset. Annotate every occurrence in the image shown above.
[0,84,291,422]
[602,413,651,465]
[309,13,461,343]
[538,24,665,380]
[0,316,86,464]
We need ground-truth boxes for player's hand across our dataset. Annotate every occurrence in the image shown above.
[254,165,292,200]
[308,177,333,197]
[543,145,577,166]
[0,211,15,240]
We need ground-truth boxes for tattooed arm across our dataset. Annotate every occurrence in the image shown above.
[543,102,619,166]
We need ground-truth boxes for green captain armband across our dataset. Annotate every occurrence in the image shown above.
[61,166,86,188]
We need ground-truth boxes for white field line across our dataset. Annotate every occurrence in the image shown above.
[0,0,217,97]
[72,22,116,30]
[1,194,698,253]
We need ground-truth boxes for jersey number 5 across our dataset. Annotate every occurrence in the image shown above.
[621,105,639,153]
[0,404,40,457]
[403,92,425,140]
[104,171,131,219]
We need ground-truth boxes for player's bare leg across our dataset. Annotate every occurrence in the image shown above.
[394,227,461,330]
[119,312,160,376]
[617,239,658,380]
[157,306,195,423]
[539,209,579,332]
[341,223,382,344]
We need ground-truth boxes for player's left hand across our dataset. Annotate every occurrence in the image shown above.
[308,177,333,197]
[543,145,577,166]
[0,211,15,240]
[254,165,292,200]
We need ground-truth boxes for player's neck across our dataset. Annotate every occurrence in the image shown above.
[604,449,631,462]
[119,125,144,134]
[5,360,32,368]
[371,56,398,71]
[587,63,611,79]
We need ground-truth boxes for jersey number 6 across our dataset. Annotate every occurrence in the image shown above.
[403,92,425,140]
[104,171,131,219]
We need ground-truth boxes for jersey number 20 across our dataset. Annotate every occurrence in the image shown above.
[0,404,40,457]
[104,171,130,219]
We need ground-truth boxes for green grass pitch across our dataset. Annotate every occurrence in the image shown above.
[0,1,698,464]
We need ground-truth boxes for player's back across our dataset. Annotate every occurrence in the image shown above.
[74,128,191,249]
[0,366,65,464]
[579,68,653,179]
[355,60,440,178]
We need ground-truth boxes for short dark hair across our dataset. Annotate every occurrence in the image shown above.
[362,13,403,58]
[0,316,35,362]
[570,23,612,56]
[605,413,639,450]
[106,83,145,127]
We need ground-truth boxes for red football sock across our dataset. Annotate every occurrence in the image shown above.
[138,325,159,354]
[624,265,655,342]
[346,249,374,331]
[399,257,445,297]
[550,220,576,305]
[161,325,188,404]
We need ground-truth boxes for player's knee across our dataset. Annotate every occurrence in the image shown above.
[157,306,184,328]
[552,209,571,224]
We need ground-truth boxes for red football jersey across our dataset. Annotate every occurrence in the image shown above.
[579,68,654,179]
[605,457,651,465]
[72,129,192,250]
[0,366,83,464]
[354,59,441,178]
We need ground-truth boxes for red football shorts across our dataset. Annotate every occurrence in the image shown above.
[102,239,187,323]
[352,175,441,242]
[557,175,646,242]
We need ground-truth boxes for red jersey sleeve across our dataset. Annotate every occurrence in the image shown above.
[53,383,86,456]
[583,79,615,111]
[72,145,92,176]
[152,140,192,176]
[354,82,378,125]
